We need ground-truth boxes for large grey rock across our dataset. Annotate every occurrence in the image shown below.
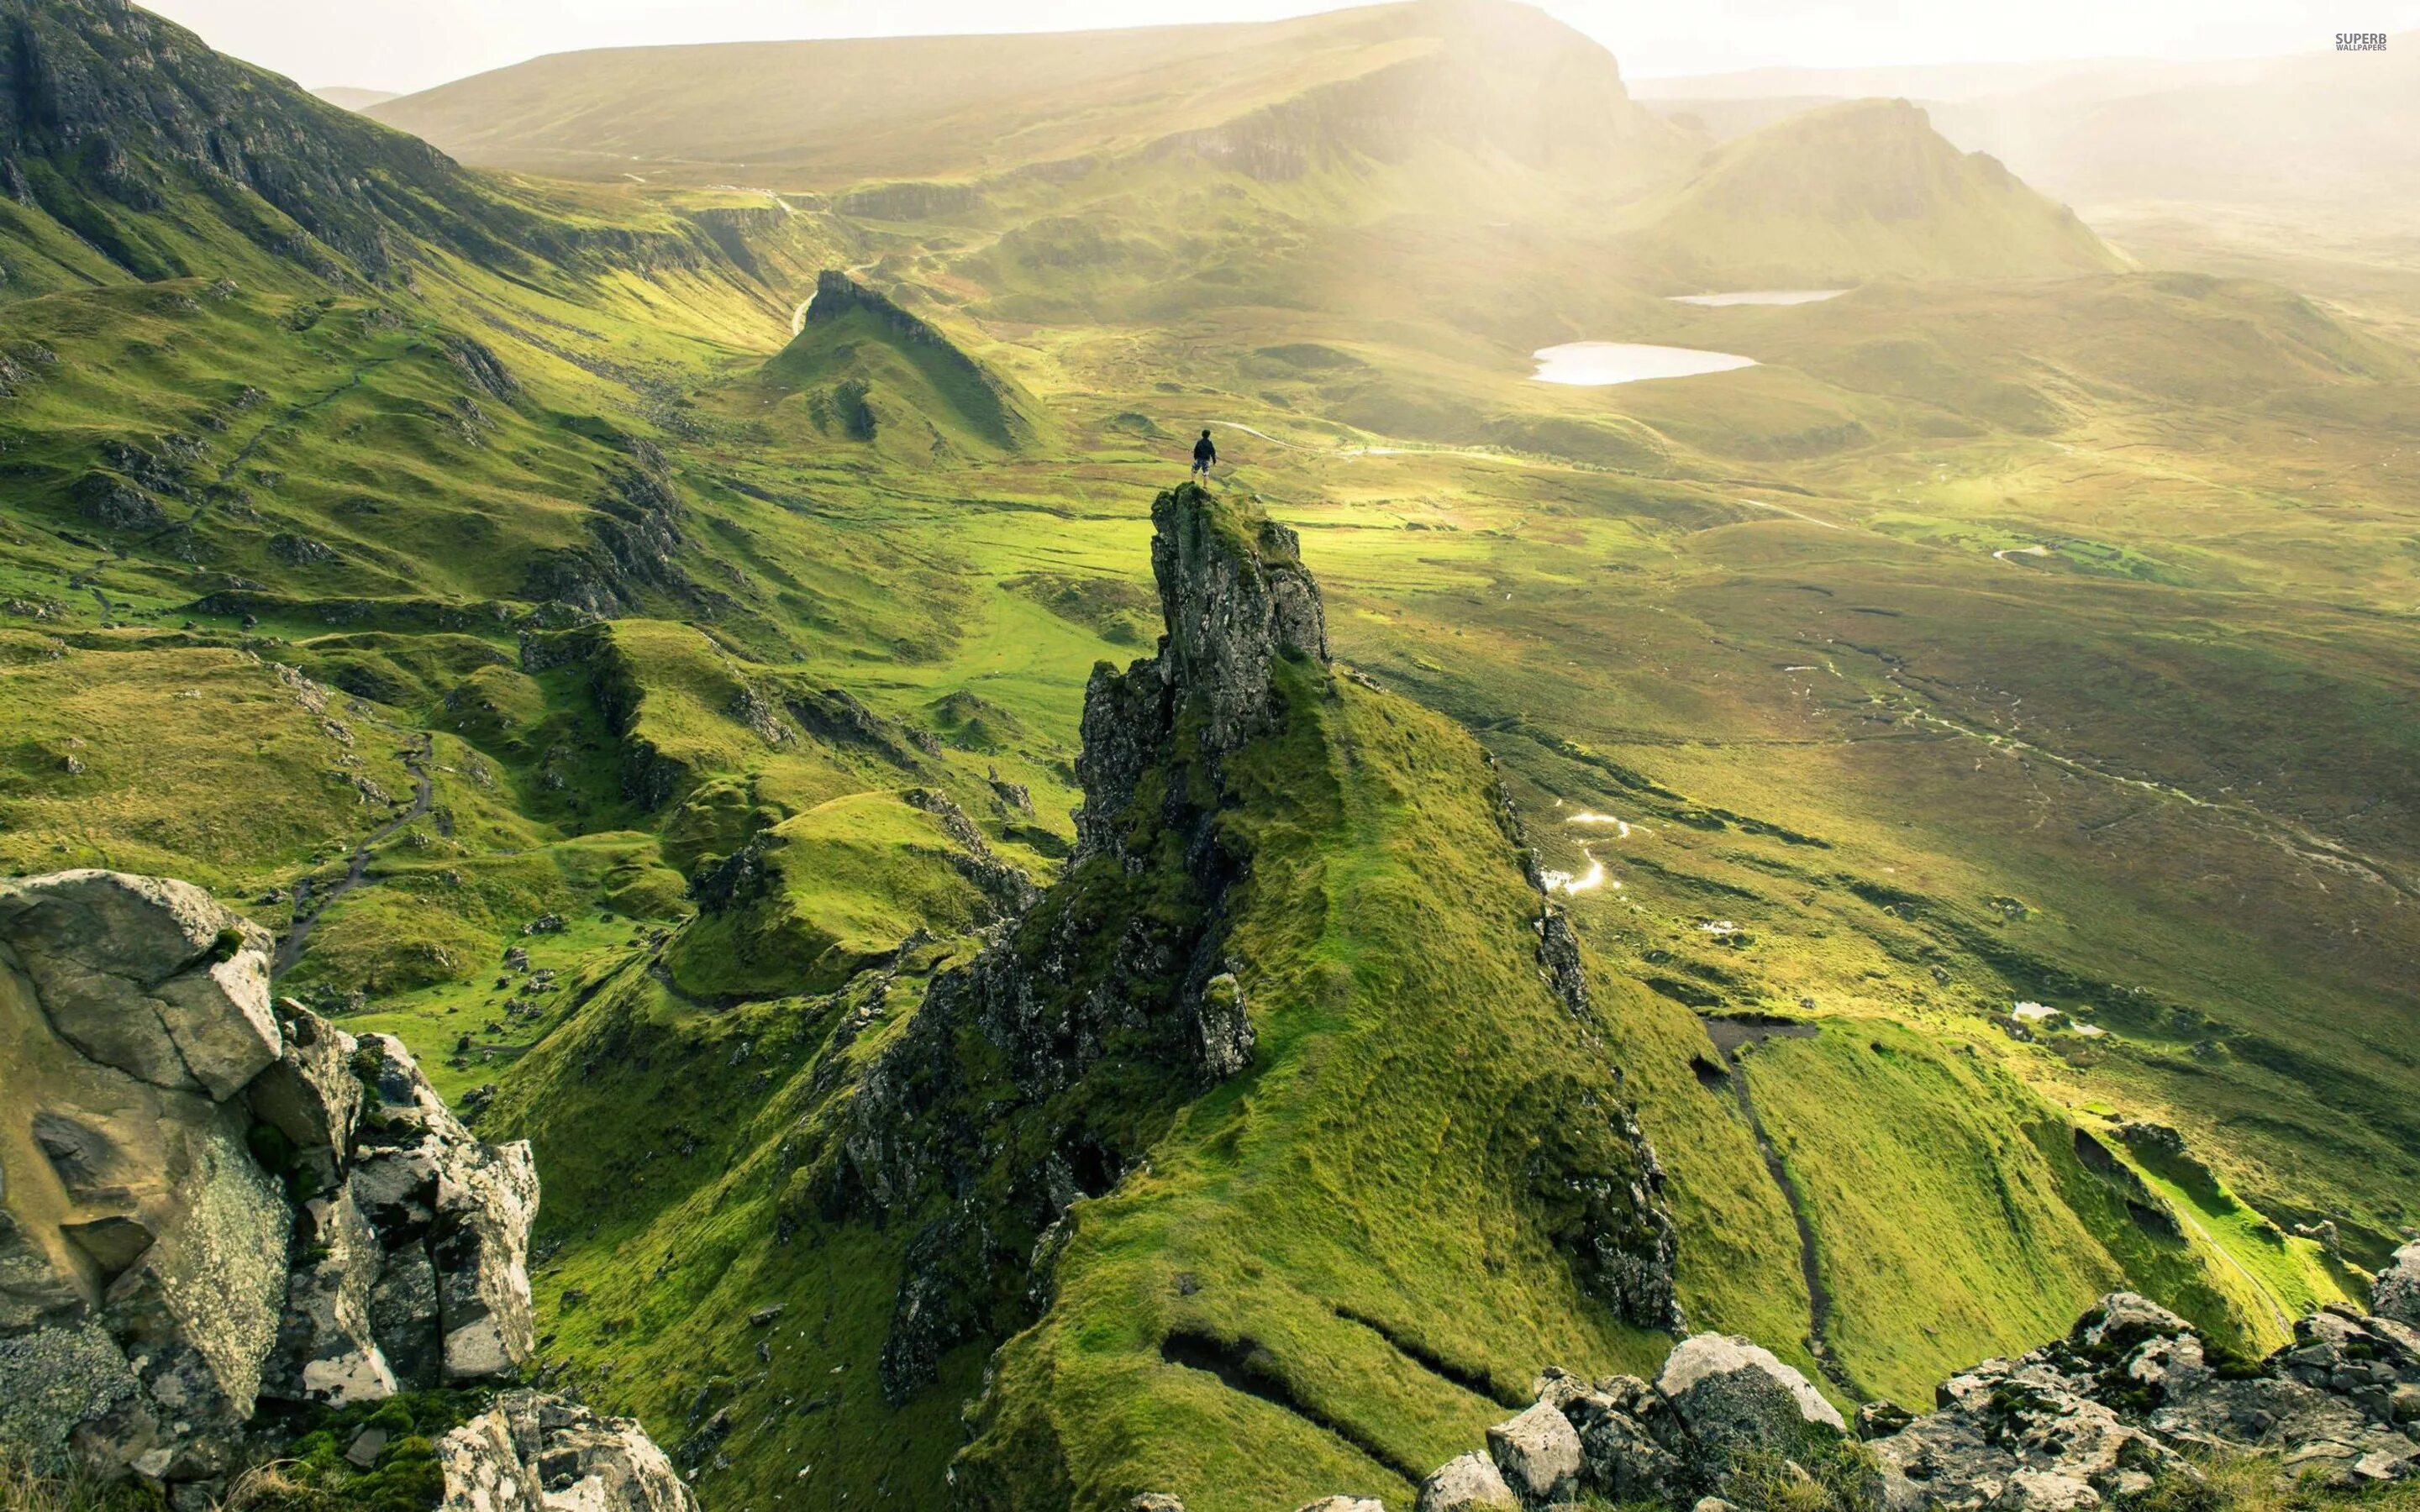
[0,872,539,1499]
[348,1034,537,1384]
[0,871,278,1099]
[1486,1399,1581,1504]
[365,1243,443,1387]
[1656,1332,1844,1470]
[1866,1291,2420,1507]
[1416,1452,1519,1512]
[2377,1243,2420,1328]
[266,1189,395,1406]
[1295,1499,1385,1512]
[438,1390,697,1512]
[246,1002,362,1180]
[0,1321,154,1477]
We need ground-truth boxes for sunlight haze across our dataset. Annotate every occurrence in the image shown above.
[142,0,2420,95]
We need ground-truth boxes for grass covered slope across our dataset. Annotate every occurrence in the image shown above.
[472,486,1683,1512]
[1622,99,2126,289]
[366,0,1686,191]
[754,271,1039,456]
[955,662,1679,1512]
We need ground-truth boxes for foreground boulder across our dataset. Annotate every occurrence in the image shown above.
[2377,1242,2420,1328]
[0,871,538,1504]
[1657,1332,1847,1457]
[1373,1336,1845,1512]
[1317,1291,2420,1512]
[1865,1294,2420,1508]
[439,1389,697,1512]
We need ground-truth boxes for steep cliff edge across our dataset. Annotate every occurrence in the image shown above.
[814,484,1677,1509]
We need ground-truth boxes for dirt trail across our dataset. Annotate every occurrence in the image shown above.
[1702,1018,1863,1397]
[274,731,434,978]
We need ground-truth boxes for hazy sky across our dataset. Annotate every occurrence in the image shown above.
[145,0,2418,96]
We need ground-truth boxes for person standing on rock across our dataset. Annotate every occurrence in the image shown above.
[1191,428,1217,479]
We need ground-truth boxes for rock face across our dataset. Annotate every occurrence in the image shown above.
[836,484,1325,1403]
[1075,482,1326,858]
[1655,1333,1847,1454]
[0,871,539,1502]
[0,0,569,281]
[439,1389,697,1512]
[1864,1294,2420,1507]
[2377,1242,2420,1328]
[1315,1294,2420,1512]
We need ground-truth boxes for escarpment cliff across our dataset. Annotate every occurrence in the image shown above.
[795,482,1680,1509]
[836,484,1334,1400]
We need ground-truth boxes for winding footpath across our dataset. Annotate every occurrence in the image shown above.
[274,730,434,978]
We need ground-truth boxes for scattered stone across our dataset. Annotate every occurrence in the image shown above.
[2378,1242,2420,1327]
[1417,1452,1520,1512]
[1487,1399,1582,1503]
[345,1425,389,1468]
[438,1389,694,1511]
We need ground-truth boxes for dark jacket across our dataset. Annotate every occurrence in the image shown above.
[1192,434,1216,463]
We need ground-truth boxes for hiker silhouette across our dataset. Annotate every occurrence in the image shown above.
[1191,428,1216,477]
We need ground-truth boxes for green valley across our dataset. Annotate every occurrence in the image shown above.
[3,3,2418,1511]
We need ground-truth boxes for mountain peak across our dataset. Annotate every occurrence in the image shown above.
[1620,92,2125,286]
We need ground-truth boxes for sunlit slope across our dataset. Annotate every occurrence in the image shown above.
[747,271,1042,457]
[1620,99,2126,289]
[367,0,1688,192]
[1927,40,2420,218]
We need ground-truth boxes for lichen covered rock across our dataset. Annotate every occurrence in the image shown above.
[438,1389,697,1512]
[0,872,539,1500]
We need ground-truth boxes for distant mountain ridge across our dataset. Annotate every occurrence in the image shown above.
[313,86,400,111]
[1620,98,2124,287]
[366,0,1690,192]
[0,0,529,281]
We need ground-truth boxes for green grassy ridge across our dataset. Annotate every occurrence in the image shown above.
[365,1,1689,192]
[663,789,1011,999]
[751,279,1040,457]
[476,927,992,1512]
[937,666,1678,1512]
[1617,98,2126,289]
[3,13,2419,1509]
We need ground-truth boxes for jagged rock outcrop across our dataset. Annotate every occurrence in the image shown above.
[2378,1242,2420,1328]
[0,871,539,1503]
[439,1389,697,1512]
[1862,1293,2420,1504]
[834,483,1325,1402]
[1074,481,1327,856]
[1360,1292,2420,1512]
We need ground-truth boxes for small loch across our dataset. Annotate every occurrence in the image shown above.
[1530,342,1758,386]
[1666,289,1849,307]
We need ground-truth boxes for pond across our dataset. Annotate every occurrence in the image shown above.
[1666,289,1849,307]
[1530,342,1757,386]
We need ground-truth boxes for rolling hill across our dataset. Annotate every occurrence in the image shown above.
[365,0,1691,192]
[1617,98,2126,289]
[313,85,401,110]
